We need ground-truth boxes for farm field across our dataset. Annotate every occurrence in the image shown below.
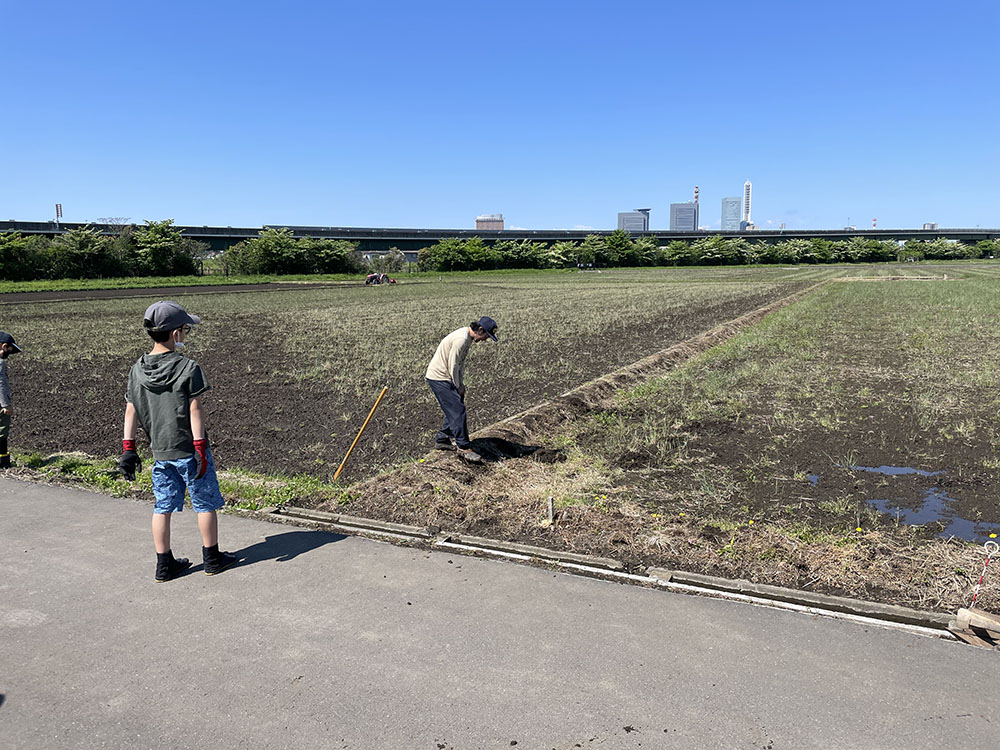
[8,263,1000,610]
[316,268,1000,611]
[4,268,804,480]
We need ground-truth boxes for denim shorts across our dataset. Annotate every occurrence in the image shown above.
[151,448,225,514]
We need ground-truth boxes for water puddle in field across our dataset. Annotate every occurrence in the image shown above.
[867,489,1000,542]
[816,464,1000,541]
[851,464,940,477]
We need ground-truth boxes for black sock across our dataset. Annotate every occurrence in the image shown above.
[156,551,175,565]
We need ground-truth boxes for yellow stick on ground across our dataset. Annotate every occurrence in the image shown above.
[334,386,388,481]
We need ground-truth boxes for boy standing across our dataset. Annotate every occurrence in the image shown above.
[0,331,23,469]
[119,301,238,583]
[425,316,499,463]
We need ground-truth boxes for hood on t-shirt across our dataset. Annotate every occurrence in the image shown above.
[134,352,192,393]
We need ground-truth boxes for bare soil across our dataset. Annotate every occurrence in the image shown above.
[11,284,804,481]
[307,283,1000,612]
[0,280,354,304]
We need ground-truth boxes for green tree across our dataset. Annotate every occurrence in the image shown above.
[365,247,404,274]
[546,241,577,268]
[576,234,608,266]
[691,236,739,265]
[48,226,119,278]
[0,232,47,280]
[226,228,298,274]
[768,239,809,264]
[658,240,693,266]
[604,229,633,266]
[135,220,195,276]
[418,238,468,271]
[631,236,659,266]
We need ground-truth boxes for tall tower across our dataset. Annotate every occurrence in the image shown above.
[742,181,752,224]
[721,197,741,231]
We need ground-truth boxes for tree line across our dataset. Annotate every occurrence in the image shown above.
[0,220,202,280]
[2,225,998,280]
[416,232,1000,271]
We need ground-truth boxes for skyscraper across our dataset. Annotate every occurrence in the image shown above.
[721,197,741,231]
[740,181,752,230]
[669,202,699,231]
[617,208,650,232]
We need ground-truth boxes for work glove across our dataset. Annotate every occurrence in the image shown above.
[119,439,142,481]
[193,438,209,480]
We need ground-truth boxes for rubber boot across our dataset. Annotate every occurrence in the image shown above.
[155,551,191,582]
[203,544,238,576]
[0,437,10,469]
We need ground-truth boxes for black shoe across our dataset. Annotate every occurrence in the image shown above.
[434,440,457,451]
[155,554,191,583]
[203,545,238,576]
[0,454,11,469]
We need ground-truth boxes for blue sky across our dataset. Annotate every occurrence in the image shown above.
[3,1,999,230]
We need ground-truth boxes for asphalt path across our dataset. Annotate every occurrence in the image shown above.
[2,478,997,749]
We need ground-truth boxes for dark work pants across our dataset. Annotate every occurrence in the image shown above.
[426,378,471,448]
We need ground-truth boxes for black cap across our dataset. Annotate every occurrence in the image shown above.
[0,331,22,353]
[477,316,499,341]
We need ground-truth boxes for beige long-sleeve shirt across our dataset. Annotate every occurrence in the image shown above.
[425,327,472,389]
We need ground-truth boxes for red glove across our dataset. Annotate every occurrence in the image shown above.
[193,438,209,480]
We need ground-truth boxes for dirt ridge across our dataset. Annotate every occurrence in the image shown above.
[474,281,828,446]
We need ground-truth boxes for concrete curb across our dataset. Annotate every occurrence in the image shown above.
[440,533,625,571]
[647,569,952,630]
[274,505,436,539]
[259,504,954,638]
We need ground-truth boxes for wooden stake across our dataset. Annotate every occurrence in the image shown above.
[334,386,388,482]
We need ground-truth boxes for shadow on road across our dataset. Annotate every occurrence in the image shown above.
[0,693,5,709]
[234,529,347,569]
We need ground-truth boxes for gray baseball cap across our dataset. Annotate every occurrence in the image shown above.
[143,301,201,332]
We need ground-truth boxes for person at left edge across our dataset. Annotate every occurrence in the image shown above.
[0,331,23,469]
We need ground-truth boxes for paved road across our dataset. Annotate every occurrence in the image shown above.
[2,478,997,749]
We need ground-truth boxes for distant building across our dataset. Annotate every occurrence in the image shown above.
[922,222,939,230]
[617,208,650,232]
[721,197,741,231]
[476,214,504,230]
[669,202,699,231]
[741,180,752,229]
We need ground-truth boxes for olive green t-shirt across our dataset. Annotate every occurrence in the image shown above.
[125,352,210,460]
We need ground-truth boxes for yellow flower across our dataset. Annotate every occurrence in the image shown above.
[991,533,998,539]
[748,520,755,525]
[419,459,425,463]
[856,527,862,532]
[679,512,685,517]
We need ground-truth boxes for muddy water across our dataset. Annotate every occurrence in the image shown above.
[825,464,1000,541]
